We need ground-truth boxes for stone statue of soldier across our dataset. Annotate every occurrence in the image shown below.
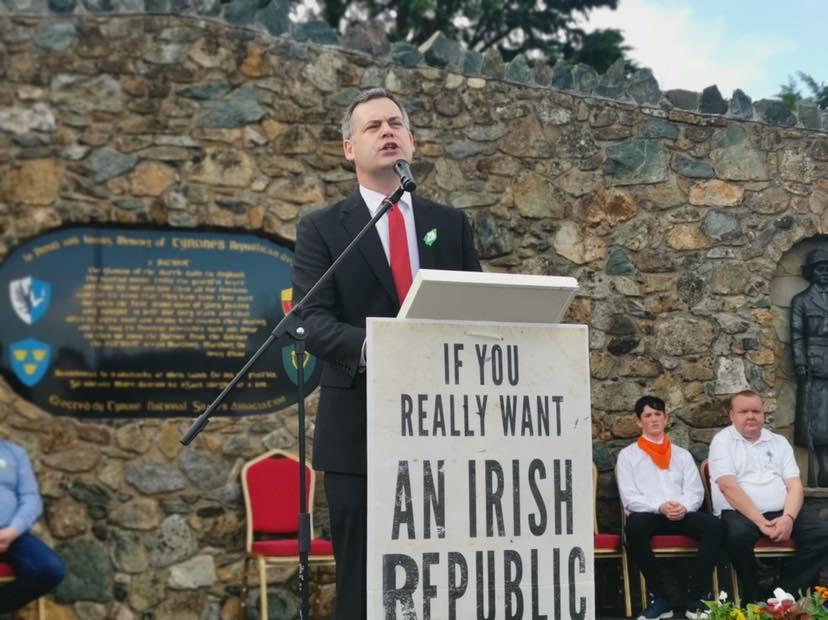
[791,248,828,487]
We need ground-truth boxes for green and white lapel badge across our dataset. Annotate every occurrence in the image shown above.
[423,228,438,247]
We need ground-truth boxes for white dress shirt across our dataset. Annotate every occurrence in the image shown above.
[707,425,799,516]
[358,187,420,368]
[360,186,420,278]
[616,440,704,515]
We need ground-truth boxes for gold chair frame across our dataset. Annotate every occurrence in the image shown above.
[594,463,633,617]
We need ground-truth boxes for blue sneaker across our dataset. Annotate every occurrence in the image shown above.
[638,593,673,620]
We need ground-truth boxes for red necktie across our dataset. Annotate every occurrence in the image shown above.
[388,203,412,303]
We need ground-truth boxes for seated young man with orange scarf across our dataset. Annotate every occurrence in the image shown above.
[617,395,723,620]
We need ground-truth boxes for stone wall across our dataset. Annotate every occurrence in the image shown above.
[1,11,828,619]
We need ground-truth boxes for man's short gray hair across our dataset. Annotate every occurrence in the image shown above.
[340,88,411,141]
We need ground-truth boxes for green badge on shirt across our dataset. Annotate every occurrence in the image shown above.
[0,458,7,469]
[423,228,438,247]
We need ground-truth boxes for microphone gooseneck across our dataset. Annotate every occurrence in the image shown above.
[393,159,417,193]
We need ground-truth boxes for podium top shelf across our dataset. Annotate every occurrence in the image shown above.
[397,269,579,324]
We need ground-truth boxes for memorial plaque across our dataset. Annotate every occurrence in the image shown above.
[0,227,320,418]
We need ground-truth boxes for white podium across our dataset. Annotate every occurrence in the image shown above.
[366,270,595,619]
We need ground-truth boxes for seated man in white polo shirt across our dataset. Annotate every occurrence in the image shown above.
[708,390,828,603]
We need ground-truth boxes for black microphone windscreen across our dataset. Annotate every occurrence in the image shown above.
[393,160,417,192]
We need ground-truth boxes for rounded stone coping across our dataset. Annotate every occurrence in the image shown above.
[1,8,825,133]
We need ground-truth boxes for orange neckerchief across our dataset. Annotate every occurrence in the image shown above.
[637,435,671,470]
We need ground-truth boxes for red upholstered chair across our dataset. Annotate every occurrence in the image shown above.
[594,463,633,617]
[239,449,334,620]
[617,464,720,608]
[699,460,796,607]
[0,561,45,619]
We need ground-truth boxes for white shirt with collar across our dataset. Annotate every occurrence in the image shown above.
[360,186,420,278]
[616,439,704,515]
[707,425,800,516]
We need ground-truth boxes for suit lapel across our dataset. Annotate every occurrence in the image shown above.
[807,287,828,314]
[340,191,397,304]
[413,196,438,269]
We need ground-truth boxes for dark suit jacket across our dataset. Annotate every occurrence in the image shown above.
[292,190,481,474]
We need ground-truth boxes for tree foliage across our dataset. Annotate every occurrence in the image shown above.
[777,72,828,110]
[314,0,631,69]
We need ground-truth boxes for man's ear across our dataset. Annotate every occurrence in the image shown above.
[343,139,355,162]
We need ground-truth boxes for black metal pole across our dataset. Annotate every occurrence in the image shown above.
[293,326,311,620]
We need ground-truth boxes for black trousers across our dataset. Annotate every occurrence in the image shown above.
[722,509,828,604]
[625,511,723,600]
[325,471,367,620]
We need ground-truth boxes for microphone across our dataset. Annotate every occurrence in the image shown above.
[393,160,417,193]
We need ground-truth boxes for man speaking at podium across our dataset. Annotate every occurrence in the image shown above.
[292,88,481,619]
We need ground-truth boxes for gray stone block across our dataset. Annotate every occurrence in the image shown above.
[797,101,821,130]
[181,81,231,100]
[643,119,679,140]
[91,148,139,182]
[672,153,714,178]
[665,89,699,111]
[626,68,661,105]
[419,31,462,69]
[80,0,113,11]
[571,63,598,95]
[46,0,75,12]
[191,0,219,15]
[480,47,504,79]
[111,0,143,10]
[700,85,727,114]
[603,138,668,185]
[532,61,551,86]
[505,54,532,83]
[755,99,797,127]
[256,0,290,37]
[391,42,422,68]
[291,19,339,45]
[197,87,266,128]
[550,59,573,90]
[730,89,753,119]
[594,57,627,100]
[341,20,389,56]
[54,539,113,603]
[36,21,77,50]
[3,0,46,10]
[702,210,741,241]
[606,248,635,275]
[222,0,256,25]
[462,49,483,76]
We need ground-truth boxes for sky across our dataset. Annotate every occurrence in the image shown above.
[581,0,827,102]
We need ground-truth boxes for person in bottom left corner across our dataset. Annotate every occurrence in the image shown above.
[0,437,65,615]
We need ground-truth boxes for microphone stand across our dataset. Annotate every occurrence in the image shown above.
[180,182,408,620]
